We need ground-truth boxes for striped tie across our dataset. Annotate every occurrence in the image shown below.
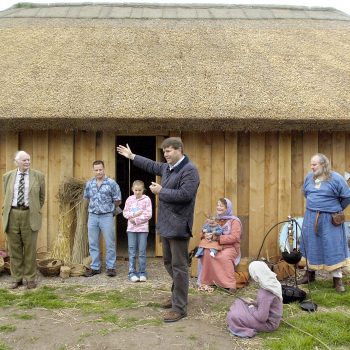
[17,173,25,206]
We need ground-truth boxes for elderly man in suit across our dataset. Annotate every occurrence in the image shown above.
[2,150,45,289]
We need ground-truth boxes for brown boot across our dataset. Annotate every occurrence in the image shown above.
[333,277,345,293]
[297,270,315,285]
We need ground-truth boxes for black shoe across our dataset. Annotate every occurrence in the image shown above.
[84,268,101,277]
[106,269,116,277]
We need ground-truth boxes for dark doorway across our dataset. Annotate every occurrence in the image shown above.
[116,136,156,258]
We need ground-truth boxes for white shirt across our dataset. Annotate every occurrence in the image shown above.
[12,169,29,207]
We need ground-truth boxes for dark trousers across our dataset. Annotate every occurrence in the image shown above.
[161,236,189,315]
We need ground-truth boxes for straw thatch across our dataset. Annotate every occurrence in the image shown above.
[0,4,350,132]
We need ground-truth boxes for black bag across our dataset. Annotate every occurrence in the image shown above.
[282,285,306,304]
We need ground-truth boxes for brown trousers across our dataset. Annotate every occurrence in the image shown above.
[6,209,38,282]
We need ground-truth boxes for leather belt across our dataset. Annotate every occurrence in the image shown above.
[11,206,29,211]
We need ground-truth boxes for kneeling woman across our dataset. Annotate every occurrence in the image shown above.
[227,261,283,338]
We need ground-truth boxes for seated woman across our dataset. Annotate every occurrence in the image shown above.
[197,198,241,292]
[226,261,283,338]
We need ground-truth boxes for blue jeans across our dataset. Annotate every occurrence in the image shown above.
[127,232,148,278]
[88,213,116,270]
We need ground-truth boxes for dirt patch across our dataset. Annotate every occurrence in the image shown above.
[0,258,263,350]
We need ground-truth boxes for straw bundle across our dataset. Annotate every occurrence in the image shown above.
[71,200,89,264]
[51,177,86,264]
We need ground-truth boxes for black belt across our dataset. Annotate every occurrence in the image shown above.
[90,212,113,215]
[11,206,29,211]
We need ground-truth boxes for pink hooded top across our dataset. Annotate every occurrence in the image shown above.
[123,194,152,232]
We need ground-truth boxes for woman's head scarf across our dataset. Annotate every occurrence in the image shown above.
[248,261,282,300]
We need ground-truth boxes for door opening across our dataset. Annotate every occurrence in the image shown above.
[116,136,156,258]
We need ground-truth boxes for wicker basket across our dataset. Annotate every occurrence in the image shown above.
[37,258,63,277]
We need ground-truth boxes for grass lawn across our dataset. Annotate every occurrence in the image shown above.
[261,278,350,350]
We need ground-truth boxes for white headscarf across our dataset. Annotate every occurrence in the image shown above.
[248,261,283,300]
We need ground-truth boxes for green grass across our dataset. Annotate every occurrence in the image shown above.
[263,312,350,350]
[0,341,11,350]
[307,280,350,307]
[100,313,162,328]
[11,313,36,320]
[0,324,16,333]
[0,285,160,330]
[262,280,350,350]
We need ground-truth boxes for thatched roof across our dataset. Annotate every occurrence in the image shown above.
[0,3,350,132]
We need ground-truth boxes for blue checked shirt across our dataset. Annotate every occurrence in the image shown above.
[83,177,121,214]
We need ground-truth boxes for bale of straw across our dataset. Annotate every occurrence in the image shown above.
[52,178,86,263]
[71,200,89,264]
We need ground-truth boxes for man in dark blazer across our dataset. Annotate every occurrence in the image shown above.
[117,137,200,322]
[2,150,45,289]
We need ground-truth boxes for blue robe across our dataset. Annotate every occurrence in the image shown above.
[300,171,350,271]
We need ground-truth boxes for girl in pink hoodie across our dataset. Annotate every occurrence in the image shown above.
[123,180,152,282]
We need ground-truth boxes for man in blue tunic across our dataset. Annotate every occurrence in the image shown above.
[298,153,350,292]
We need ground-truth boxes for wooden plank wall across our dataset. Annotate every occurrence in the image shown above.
[0,131,115,254]
[1,130,350,262]
[187,131,350,264]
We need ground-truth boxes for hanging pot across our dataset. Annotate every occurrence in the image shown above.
[282,250,302,265]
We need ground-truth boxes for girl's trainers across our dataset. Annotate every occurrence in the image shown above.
[130,275,139,282]
[139,276,147,282]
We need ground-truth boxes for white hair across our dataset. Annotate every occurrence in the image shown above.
[14,150,30,161]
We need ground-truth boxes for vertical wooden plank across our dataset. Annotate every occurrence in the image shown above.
[318,131,332,158]
[1,132,19,249]
[32,131,49,252]
[19,131,33,156]
[211,132,225,210]
[345,132,350,172]
[154,136,166,257]
[0,134,6,248]
[6,132,19,172]
[182,131,199,253]
[303,131,318,211]
[345,133,350,219]
[96,132,116,179]
[96,131,116,262]
[303,132,318,177]
[332,132,346,175]
[184,132,211,276]
[278,132,292,233]
[332,132,348,218]
[264,132,279,258]
[48,131,74,249]
[74,131,96,181]
[291,131,304,217]
[249,133,265,257]
[224,132,238,214]
[237,132,250,257]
